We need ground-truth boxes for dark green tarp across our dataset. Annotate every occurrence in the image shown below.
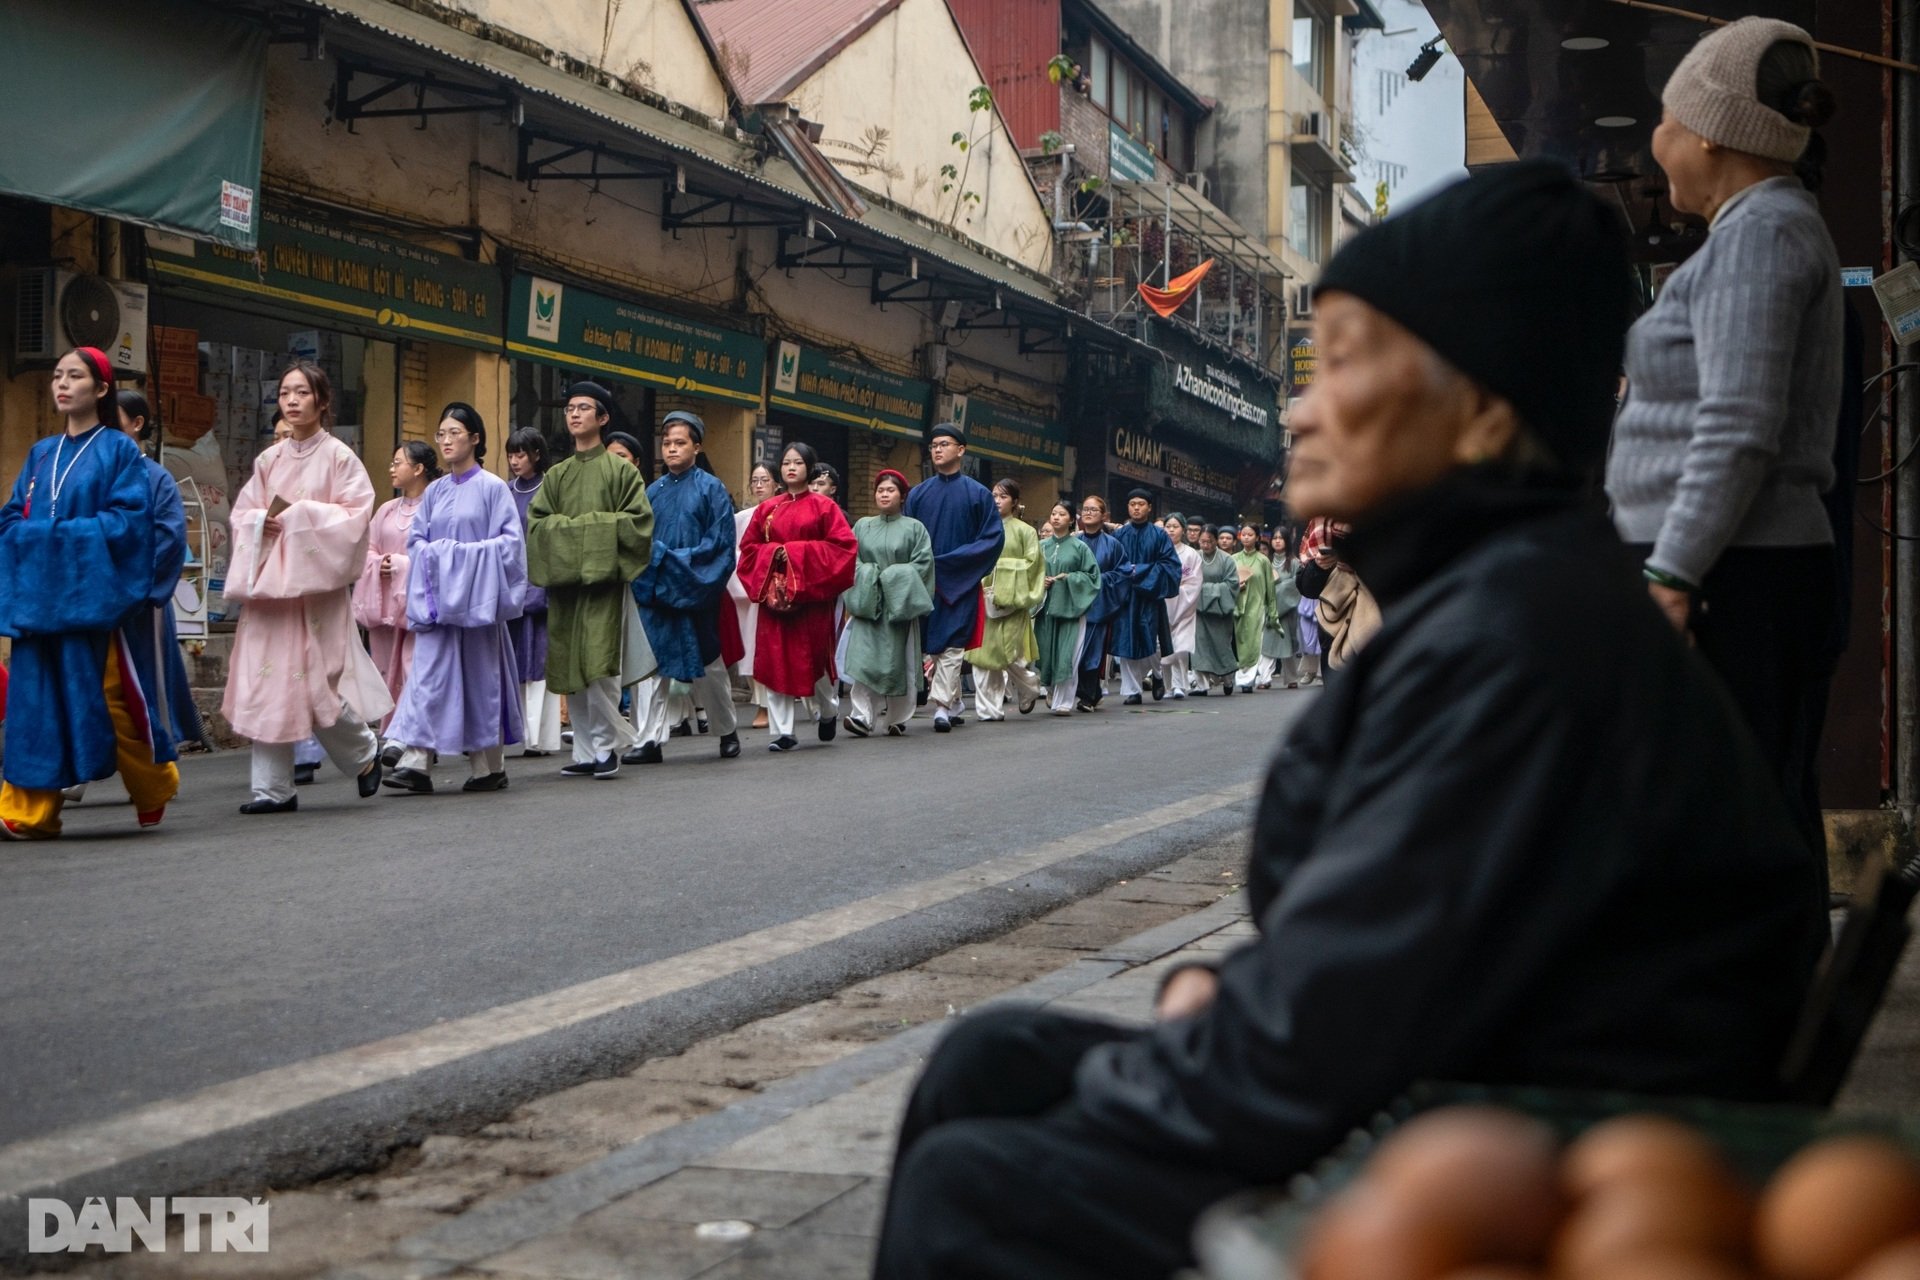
[0,0,267,248]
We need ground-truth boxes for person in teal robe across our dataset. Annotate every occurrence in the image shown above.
[965,479,1046,721]
[1266,541,1305,686]
[1231,524,1278,691]
[1036,501,1099,715]
[842,469,934,737]
[1191,527,1241,693]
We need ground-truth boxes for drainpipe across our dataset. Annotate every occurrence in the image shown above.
[1896,0,1918,816]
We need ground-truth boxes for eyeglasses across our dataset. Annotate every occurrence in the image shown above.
[434,428,471,440]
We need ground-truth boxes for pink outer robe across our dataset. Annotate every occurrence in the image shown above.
[224,432,396,743]
[352,496,419,724]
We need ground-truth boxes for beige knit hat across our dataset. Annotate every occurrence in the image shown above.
[1662,17,1817,162]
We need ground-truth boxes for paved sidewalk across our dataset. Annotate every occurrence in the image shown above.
[324,895,1257,1280]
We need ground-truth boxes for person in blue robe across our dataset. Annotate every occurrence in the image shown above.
[118,391,207,755]
[0,349,173,840]
[904,423,1003,732]
[1074,496,1128,712]
[1109,488,1185,705]
[627,411,740,763]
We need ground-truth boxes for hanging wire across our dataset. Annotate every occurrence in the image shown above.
[1854,363,1920,539]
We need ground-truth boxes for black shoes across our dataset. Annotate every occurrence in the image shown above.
[293,763,318,786]
[239,796,297,814]
[560,759,599,777]
[358,761,384,798]
[462,772,509,792]
[1150,674,1165,701]
[769,735,799,752]
[1019,695,1037,715]
[382,767,433,794]
[819,715,837,742]
[379,743,403,767]
[934,713,952,733]
[622,742,664,766]
[886,723,907,736]
[669,720,694,739]
[594,754,620,779]
[1123,694,1143,706]
[843,715,871,738]
[719,733,741,758]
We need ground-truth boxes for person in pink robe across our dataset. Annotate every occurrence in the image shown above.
[353,442,438,737]
[224,363,392,813]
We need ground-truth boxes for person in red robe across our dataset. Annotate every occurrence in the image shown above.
[736,442,856,752]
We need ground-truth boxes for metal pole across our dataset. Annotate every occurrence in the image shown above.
[1227,259,1237,347]
[1164,184,1173,285]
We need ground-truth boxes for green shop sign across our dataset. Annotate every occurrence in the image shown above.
[146,209,502,349]
[507,275,764,406]
[769,341,930,439]
[955,393,1065,472]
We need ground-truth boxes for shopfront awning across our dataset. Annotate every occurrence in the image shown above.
[0,0,267,248]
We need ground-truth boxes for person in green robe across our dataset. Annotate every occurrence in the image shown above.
[525,381,655,779]
[842,468,935,737]
[1266,533,1305,687]
[1191,526,1241,695]
[1230,523,1277,692]
[1035,500,1101,716]
[965,479,1047,721]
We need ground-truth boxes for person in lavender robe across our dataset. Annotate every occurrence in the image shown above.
[625,410,740,765]
[505,427,560,756]
[903,423,1003,733]
[381,403,527,794]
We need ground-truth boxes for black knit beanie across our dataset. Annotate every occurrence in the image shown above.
[1313,159,1634,469]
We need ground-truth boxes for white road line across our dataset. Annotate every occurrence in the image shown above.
[0,783,1252,1199]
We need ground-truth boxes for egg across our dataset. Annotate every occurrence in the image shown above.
[1299,1182,1476,1280]
[1757,1137,1920,1280]
[1563,1115,1739,1202]
[1849,1238,1920,1280]
[1575,1249,1753,1280]
[1365,1106,1565,1264]
[1551,1175,1752,1275]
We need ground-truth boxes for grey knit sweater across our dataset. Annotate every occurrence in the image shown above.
[1607,177,1842,587]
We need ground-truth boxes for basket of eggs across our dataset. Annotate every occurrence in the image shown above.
[1191,1084,1920,1280]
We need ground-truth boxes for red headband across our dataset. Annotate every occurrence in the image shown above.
[74,347,114,386]
[875,468,909,492]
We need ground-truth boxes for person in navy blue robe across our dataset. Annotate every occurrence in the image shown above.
[627,411,740,763]
[118,391,207,754]
[0,348,173,840]
[1073,496,1128,712]
[1110,488,1185,704]
[904,424,1003,732]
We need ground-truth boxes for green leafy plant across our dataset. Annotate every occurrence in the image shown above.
[1039,130,1065,156]
[943,85,996,226]
[1046,54,1076,85]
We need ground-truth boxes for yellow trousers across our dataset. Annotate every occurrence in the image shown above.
[0,642,180,837]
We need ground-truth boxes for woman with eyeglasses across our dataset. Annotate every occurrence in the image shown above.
[354,439,440,753]
[380,403,527,794]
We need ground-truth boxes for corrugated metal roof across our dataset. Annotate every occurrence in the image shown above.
[695,0,904,106]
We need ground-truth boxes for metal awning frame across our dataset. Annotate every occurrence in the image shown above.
[1105,178,1293,284]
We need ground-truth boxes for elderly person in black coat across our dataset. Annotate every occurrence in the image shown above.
[872,161,1827,1280]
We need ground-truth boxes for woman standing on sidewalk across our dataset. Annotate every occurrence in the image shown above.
[1035,501,1099,717]
[354,441,438,742]
[504,428,560,756]
[737,443,857,752]
[226,362,390,813]
[841,469,934,738]
[966,480,1046,721]
[1607,17,1842,869]
[0,349,173,840]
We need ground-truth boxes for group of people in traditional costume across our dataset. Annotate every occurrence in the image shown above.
[0,352,1321,837]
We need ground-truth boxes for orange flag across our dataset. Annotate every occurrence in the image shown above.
[1138,259,1215,318]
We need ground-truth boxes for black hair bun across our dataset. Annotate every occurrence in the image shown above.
[1792,79,1837,129]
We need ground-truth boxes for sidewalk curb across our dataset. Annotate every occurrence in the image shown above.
[330,892,1252,1279]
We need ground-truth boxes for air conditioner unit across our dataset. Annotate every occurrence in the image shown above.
[13,269,150,374]
[1292,284,1315,318]
[1181,171,1210,201]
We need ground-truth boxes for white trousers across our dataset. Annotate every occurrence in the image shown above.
[1284,653,1320,685]
[399,743,505,777]
[1159,652,1191,693]
[571,676,638,764]
[521,680,562,752]
[251,705,378,803]
[973,663,1042,719]
[1236,665,1260,689]
[927,647,967,715]
[1256,655,1278,685]
[1046,618,1089,713]
[1116,656,1158,698]
[767,677,839,738]
[641,661,738,745]
[849,682,914,731]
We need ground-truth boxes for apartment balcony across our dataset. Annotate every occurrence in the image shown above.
[1283,64,1355,185]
